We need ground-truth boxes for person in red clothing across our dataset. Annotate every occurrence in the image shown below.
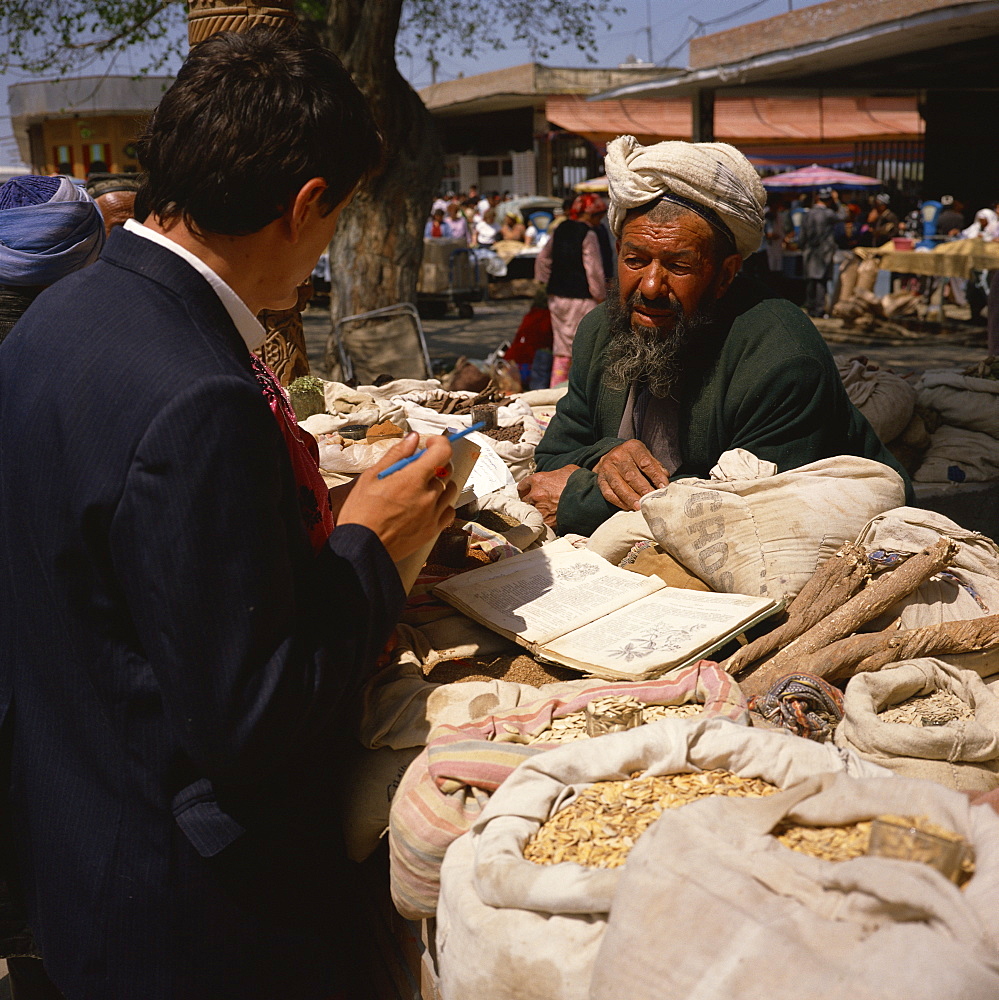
[503,288,553,388]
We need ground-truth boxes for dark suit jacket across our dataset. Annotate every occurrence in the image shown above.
[0,228,404,999]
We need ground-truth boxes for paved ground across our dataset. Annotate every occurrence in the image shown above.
[303,291,990,380]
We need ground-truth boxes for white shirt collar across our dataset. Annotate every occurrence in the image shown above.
[123,218,265,352]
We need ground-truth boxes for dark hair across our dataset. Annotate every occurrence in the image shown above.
[137,26,382,236]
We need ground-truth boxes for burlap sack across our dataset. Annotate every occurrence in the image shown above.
[436,717,886,1000]
[390,663,747,919]
[590,771,999,1000]
[836,356,917,443]
[835,658,999,792]
[640,449,905,600]
[917,371,999,439]
[914,425,999,483]
[855,255,880,294]
[836,252,859,304]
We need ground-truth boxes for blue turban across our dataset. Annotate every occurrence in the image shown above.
[0,175,106,287]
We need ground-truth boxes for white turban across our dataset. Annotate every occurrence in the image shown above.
[605,135,766,259]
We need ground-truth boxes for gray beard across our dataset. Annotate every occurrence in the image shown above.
[602,278,717,400]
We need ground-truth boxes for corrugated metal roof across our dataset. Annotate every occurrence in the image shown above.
[545,94,921,145]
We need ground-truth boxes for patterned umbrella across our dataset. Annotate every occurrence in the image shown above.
[761,163,881,191]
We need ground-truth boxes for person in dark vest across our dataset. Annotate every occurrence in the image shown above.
[533,192,607,386]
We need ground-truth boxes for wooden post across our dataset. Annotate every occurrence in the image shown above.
[186,0,313,386]
[692,88,715,143]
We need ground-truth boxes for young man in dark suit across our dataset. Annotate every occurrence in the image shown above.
[0,27,455,1000]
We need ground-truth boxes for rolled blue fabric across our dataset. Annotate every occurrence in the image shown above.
[0,176,105,287]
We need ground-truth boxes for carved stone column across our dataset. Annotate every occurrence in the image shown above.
[188,0,296,47]
[187,0,313,386]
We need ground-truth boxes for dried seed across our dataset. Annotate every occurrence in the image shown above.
[524,770,778,868]
[878,689,974,728]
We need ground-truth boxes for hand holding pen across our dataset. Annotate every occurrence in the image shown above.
[336,431,459,562]
[376,422,484,479]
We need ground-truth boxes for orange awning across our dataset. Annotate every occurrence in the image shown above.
[545,94,922,146]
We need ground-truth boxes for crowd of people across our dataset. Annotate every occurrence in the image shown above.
[423,189,562,249]
[764,186,998,341]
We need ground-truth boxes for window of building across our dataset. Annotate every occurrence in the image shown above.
[54,144,72,173]
[83,142,112,173]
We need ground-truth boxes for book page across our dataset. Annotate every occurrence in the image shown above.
[544,588,777,674]
[434,547,663,645]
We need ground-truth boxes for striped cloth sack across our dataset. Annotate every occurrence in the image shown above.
[388,659,747,919]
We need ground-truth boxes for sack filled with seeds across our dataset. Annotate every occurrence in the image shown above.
[835,658,999,792]
[590,771,999,1000]
[435,717,886,1000]
[390,661,746,919]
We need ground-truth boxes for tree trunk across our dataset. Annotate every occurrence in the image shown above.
[321,0,443,377]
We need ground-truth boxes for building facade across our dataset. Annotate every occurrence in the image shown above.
[8,76,173,178]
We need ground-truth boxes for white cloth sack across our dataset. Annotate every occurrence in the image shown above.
[854,507,999,674]
[917,371,999,439]
[460,487,548,550]
[639,449,905,600]
[359,625,617,750]
[436,716,886,1000]
[914,425,999,483]
[586,509,657,564]
[835,658,999,792]
[837,356,917,442]
[590,771,999,1000]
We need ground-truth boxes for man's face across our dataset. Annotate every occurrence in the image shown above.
[615,209,730,338]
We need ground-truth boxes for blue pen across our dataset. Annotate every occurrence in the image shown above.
[376,421,485,479]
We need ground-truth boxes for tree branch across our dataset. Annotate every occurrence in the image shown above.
[795,615,999,682]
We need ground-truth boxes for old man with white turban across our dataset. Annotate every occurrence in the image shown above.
[519,136,910,535]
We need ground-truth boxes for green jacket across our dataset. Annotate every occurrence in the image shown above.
[535,275,913,535]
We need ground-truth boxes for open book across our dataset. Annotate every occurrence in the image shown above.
[432,541,782,681]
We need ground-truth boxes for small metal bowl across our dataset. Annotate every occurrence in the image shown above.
[338,423,370,441]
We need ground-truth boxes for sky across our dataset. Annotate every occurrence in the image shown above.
[1,0,826,168]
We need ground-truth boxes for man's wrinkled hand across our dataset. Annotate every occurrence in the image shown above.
[517,465,580,529]
[593,441,669,511]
